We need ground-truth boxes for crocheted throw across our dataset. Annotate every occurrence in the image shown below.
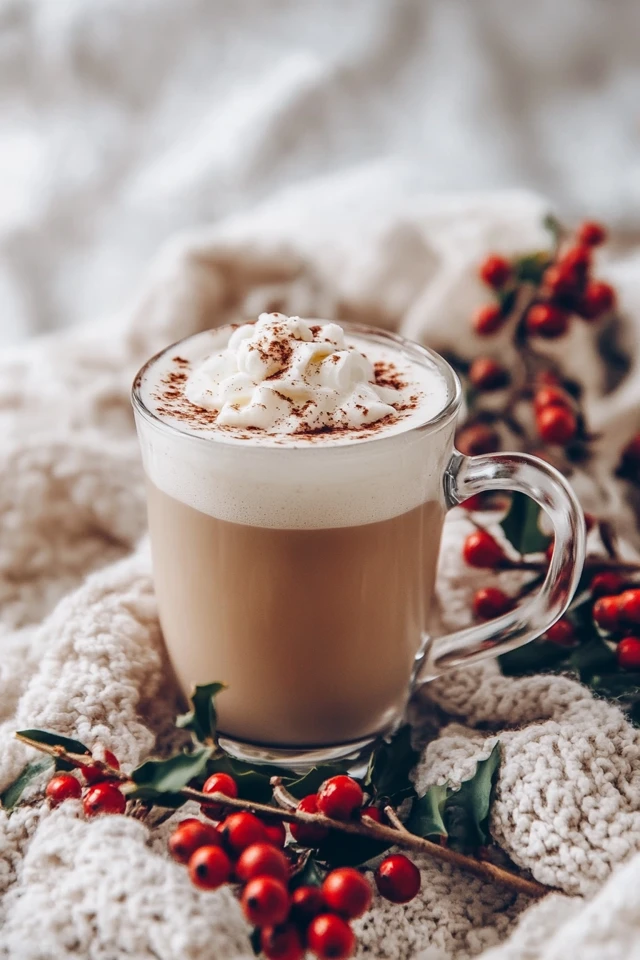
[1,187,639,960]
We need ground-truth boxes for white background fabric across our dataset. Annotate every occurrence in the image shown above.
[0,0,639,344]
[0,189,639,959]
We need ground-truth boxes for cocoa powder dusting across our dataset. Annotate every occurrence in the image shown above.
[145,331,423,441]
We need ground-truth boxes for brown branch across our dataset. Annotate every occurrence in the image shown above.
[15,734,550,901]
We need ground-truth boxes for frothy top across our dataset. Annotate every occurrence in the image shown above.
[138,315,449,447]
[133,319,456,527]
[185,314,399,434]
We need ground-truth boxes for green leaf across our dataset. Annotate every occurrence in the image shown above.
[569,635,617,683]
[249,928,262,957]
[406,783,448,839]
[1,757,55,811]
[543,213,563,247]
[513,251,552,285]
[177,682,227,743]
[290,855,327,889]
[500,493,551,556]
[496,287,517,316]
[316,830,390,868]
[283,763,351,800]
[131,745,212,793]
[364,725,420,804]
[444,743,501,852]
[499,640,571,677]
[408,743,501,854]
[204,756,277,805]
[16,729,90,756]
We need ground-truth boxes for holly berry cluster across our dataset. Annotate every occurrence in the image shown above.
[455,219,618,466]
[45,747,127,816]
[167,773,420,960]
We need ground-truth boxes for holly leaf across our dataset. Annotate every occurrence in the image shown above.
[499,639,570,677]
[204,754,281,805]
[364,725,419,803]
[570,635,617,683]
[283,763,351,800]
[408,743,501,854]
[177,682,227,743]
[1,756,55,811]
[249,928,262,957]
[500,493,551,556]
[406,783,448,839]
[514,251,552,285]
[444,743,501,852]
[543,213,563,247]
[290,854,327,889]
[316,830,390,868]
[16,729,90,756]
[126,745,212,807]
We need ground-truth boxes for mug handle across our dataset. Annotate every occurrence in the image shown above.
[420,450,586,680]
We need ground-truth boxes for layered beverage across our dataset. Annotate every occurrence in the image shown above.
[133,314,455,755]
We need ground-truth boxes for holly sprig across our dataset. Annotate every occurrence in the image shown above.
[2,685,547,901]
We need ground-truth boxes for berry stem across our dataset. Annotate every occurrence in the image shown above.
[15,734,549,900]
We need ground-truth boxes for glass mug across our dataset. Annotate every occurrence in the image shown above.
[132,323,585,766]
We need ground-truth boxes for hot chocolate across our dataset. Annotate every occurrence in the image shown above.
[133,315,453,751]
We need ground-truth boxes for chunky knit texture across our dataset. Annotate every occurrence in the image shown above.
[1,189,640,959]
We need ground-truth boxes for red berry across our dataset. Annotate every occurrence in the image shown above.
[533,386,571,414]
[317,776,363,821]
[542,264,580,298]
[473,587,512,620]
[536,370,561,387]
[593,595,622,631]
[45,774,81,806]
[188,845,232,890]
[374,854,421,904]
[322,868,372,919]
[307,914,356,960]
[580,281,616,320]
[462,530,505,569]
[236,842,290,884]
[461,493,485,512]
[618,589,640,624]
[169,820,221,864]
[544,619,575,647]
[617,636,640,671]
[359,806,383,824]
[559,245,592,271]
[468,357,510,391]
[241,876,290,927]
[584,511,597,533]
[220,812,268,855]
[526,303,569,339]
[81,749,120,785]
[201,772,238,819]
[291,885,325,925]
[577,220,607,247]
[479,255,511,289]
[290,795,330,847]
[456,424,500,456]
[473,303,506,336]
[263,820,287,848]
[591,572,625,598]
[260,924,305,960]
[83,782,126,817]
[536,406,577,445]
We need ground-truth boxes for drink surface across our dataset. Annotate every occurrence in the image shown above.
[137,313,449,446]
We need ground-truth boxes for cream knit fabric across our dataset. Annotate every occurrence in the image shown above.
[1,184,640,959]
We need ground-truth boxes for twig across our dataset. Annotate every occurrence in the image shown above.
[15,734,550,901]
[383,805,411,835]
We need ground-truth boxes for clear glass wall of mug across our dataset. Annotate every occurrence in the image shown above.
[132,323,585,766]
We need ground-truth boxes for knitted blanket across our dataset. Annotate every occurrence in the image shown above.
[1,183,640,960]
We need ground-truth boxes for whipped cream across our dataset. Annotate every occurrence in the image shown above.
[184,313,400,434]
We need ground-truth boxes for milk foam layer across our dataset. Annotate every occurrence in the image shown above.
[134,321,456,528]
[185,313,399,433]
